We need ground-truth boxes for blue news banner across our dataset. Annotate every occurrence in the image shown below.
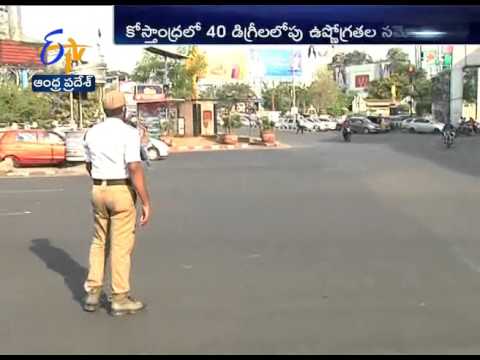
[32,75,96,93]
[114,5,480,45]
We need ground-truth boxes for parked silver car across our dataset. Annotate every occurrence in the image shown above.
[348,117,383,134]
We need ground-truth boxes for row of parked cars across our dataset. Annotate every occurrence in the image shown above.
[235,111,478,137]
[390,115,459,134]
[347,114,449,135]
[0,127,169,167]
[275,114,395,134]
[275,115,339,132]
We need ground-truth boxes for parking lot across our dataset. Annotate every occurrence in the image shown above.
[2,130,480,354]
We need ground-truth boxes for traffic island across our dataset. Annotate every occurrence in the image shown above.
[169,136,288,153]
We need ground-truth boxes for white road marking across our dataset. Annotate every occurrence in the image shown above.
[181,264,193,270]
[247,253,261,259]
[0,211,32,217]
[0,189,64,194]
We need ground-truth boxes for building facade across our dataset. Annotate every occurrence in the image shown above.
[335,62,391,97]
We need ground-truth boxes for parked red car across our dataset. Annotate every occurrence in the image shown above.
[0,129,66,167]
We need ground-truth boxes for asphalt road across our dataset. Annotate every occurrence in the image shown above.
[2,130,480,354]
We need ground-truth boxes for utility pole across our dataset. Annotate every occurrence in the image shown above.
[292,68,296,117]
[78,94,83,129]
[476,67,480,120]
[271,81,275,111]
[408,63,416,116]
[70,92,74,125]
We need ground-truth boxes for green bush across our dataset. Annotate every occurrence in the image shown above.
[260,116,274,131]
[223,113,242,134]
[0,82,104,129]
[0,84,51,127]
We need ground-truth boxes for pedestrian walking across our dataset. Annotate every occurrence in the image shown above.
[83,90,151,316]
[296,117,304,135]
[133,118,151,167]
[379,117,385,130]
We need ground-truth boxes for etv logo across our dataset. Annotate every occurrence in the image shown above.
[39,29,90,74]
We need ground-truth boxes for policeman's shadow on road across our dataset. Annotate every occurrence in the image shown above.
[29,238,110,310]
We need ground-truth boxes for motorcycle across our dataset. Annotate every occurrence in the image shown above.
[343,127,352,142]
[443,130,456,148]
[458,122,475,136]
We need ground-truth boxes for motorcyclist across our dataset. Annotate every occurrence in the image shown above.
[442,122,456,141]
[469,117,478,134]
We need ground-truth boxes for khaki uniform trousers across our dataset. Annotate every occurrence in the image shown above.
[84,183,137,295]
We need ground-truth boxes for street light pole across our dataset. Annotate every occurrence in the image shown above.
[79,94,83,129]
[408,63,415,116]
[292,68,296,111]
[271,80,275,112]
[70,92,74,125]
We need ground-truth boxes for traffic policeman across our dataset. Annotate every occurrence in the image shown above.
[83,90,151,316]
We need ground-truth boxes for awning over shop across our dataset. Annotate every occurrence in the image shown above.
[145,47,188,60]
[136,98,185,104]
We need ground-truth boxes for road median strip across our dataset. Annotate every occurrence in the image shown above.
[170,141,286,153]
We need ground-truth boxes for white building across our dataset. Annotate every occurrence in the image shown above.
[335,62,391,97]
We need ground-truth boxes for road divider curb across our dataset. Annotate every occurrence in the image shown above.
[1,166,87,179]
[170,142,286,153]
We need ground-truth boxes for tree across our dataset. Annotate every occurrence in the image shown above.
[199,85,218,99]
[131,51,165,83]
[261,82,310,114]
[131,46,207,100]
[215,83,256,114]
[386,48,410,74]
[344,51,374,66]
[328,90,357,116]
[331,51,373,69]
[185,46,208,100]
[222,113,242,135]
[463,67,477,103]
[368,72,411,101]
[308,70,340,113]
[0,84,52,127]
[368,48,414,101]
[412,68,432,115]
[368,53,433,116]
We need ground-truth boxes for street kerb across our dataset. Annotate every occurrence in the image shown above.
[170,142,290,153]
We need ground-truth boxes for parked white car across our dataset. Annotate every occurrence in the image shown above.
[312,119,329,131]
[146,138,169,160]
[300,118,316,132]
[278,117,296,130]
[318,117,337,131]
[400,117,415,129]
[406,118,444,133]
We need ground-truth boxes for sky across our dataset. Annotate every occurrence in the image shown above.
[20,5,417,73]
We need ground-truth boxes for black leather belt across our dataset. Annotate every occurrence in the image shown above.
[92,179,131,186]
